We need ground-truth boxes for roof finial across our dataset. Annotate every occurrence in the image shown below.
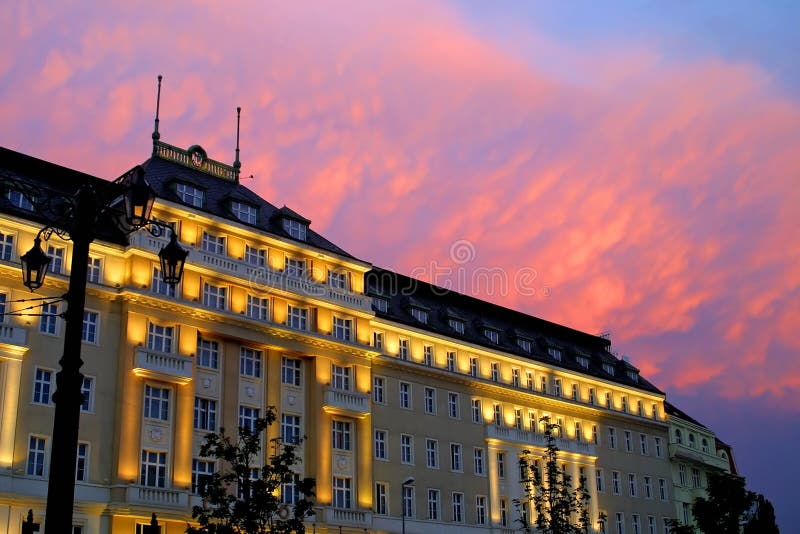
[152,75,163,154]
[233,106,242,182]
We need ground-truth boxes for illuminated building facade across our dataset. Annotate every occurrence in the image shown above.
[0,139,726,533]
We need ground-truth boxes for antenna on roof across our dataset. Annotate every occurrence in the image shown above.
[152,75,163,155]
[233,106,242,182]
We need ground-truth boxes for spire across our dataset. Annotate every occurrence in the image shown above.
[152,75,163,154]
[233,106,241,182]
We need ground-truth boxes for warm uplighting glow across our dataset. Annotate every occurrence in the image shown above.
[0,357,23,465]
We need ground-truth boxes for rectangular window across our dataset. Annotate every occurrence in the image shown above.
[423,344,433,366]
[616,512,625,534]
[197,337,219,369]
[411,307,428,323]
[692,468,701,488]
[575,421,583,441]
[571,384,579,400]
[194,397,217,431]
[246,295,269,321]
[449,318,465,334]
[647,516,656,534]
[374,429,387,459]
[548,347,562,360]
[500,498,508,526]
[80,376,94,412]
[428,489,440,520]
[629,473,637,497]
[333,316,352,341]
[659,478,668,500]
[512,368,521,387]
[632,515,641,534]
[426,438,439,468]
[147,323,173,353]
[373,376,385,403]
[240,347,262,378]
[0,231,13,261]
[201,231,225,254]
[654,436,663,457]
[596,468,604,492]
[484,328,499,343]
[553,378,562,396]
[491,362,499,381]
[238,406,260,433]
[231,201,257,224]
[283,219,308,241]
[403,485,415,518]
[450,443,462,472]
[151,266,176,297]
[282,473,301,503]
[589,388,596,405]
[398,338,409,360]
[497,452,506,478]
[39,302,58,334]
[515,408,523,430]
[540,375,548,393]
[7,190,35,210]
[469,356,479,377]
[373,331,384,349]
[401,434,414,464]
[679,464,687,486]
[373,298,388,313]
[144,385,170,420]
[476,496,487,525]
[281,414,302,444]
[527,371,534,390]
[452,492,464,522]
[47,245,65,274]
[517,338,532,353]
[286,305,308,330]
[608,427,617,449]
[493,403,502,425]
[202,282,227,310]
[81,311,99,343]
[592,425,600,445]
[473,447,485,475]
[375,482,388,515]
[644,476,653,498]
[577,356,590,368]
[176,183,204,207]
[27,436,46,476]
[622,396,629,412]
[529,410,537,432]
[192,459,214,494]
[424,387,436,414]
[446,351,456,371]
[86,256,102,283]
[327,269,349,290]
[332,365,351,391]
[33,368,53,405]
[284,257,306,277]
[447,392,459,418]
[612,471,620,495]
[245,244,266,267]
[332,420,351,450]
[606,392,613,407]
[640,434,649,455]
[399,382,411,409]
[140,450,167,487]
[471,399,482,423]
[75,442,88,481]
[332,477,352,509]
[281,357,301,386]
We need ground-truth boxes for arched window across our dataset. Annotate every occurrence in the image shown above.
[675,429,683,444]
[688,433,696,448]
[701,438,709,453]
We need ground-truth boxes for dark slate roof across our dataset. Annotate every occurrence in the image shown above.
[137,155,358,260]
[664,401,708,428]
[367,266,663,394]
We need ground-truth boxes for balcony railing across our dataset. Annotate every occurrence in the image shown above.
[133,347,193,384]
[127,485,189,508]
[322,387,370,418]
[485,425,596,456]
[319,507,372,527]
[128,233,373,311]
[668,442,729,470]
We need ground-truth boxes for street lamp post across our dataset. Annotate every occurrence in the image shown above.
[401,477,414,534]
[14,168,187,532]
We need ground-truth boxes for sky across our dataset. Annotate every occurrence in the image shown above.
[2,0,799,527]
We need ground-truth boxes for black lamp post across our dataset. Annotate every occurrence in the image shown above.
[18,169,187,533]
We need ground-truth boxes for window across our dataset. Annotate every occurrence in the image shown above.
[612,471,620,495]
[81,311,99,343]
[512,368,521,387]
[402,484,415,518]
[176,183,204,207]
[603,363,616,376]
[80,377,94,412]
[608,427,617,449]
[27,436,46,476]
[284,257,306,277]
[281,357,301,386]
[286,305,308,330]
[333,316,352,341]
[473,448,485,475]
[490,362,499,382]
[192,459,214,494]
[527,371,534,390]
[375,482,388,515]
[592,425,599,445]
[484,328,499,343]
[423,344,433,366]
[140,450,167,487]
[450,443,462,471]
[679,464,687,486]
[500,498,508,526]
[493,404,502,426]
[39,302,58,334]
[628,473,637,497]
[281,414,302,444]
[194,398,218,431]
[675,429,683,444]
[373,331,384,349]
[652,403,659,420]
[648,517,656,534]
[553,378,562,396]
[615,512,625,534]
[245,244,266,267]
[688,433,696,448]
[702,438,710,453]
[238,467,259,499]
[202,282,227,310]
[682,503,691,524]
[231,201,257,224]
[449,318,465,334]
[605,392,612,407]
[475,496,487,525]
[151,266,176,297]
[577,355,590,368]
[327,269,349,290]
[424,387,436,414]
[447,392,460,418]
[664,518,672,534]
[48,245,65,274]
[332,365,351,390]
[410,307,428,324]
[332,477,352,509]
[401,434,414,464]
[632,514,641,534]
[197,337,219,369]
[659,478,668,500]
[624,430,633,452]
[515,408,523,430]
[644,476,653,499]
[589,388,596,405]
[246,295,269,321]
[637,400,644,415]
[517,338,532,353]
[238,406,260,433]
[86,256,102,283]
[240,347,262,378]
[7,189,35,210]
[280,474,302,505]
[540,376,548,393]
[399,382,411,409]
[283,218,308,241]
[144,385,170,420]
[398,338,409,360]
[548,347,562,361]
[654,436,662,457]
[373,376,385,403]
[469,357,478,377]
[426,439,439,468]
[497,452,506,478]
[33,368,53,405]
[596,468,604,492]
[529,411,537,432]
[148,323,173,353]
[692,468,701,488]
[571,384,579,400]
[640,434,648,455]
[427,489,440,520]
[621,396,629,412]
[451,492,464,523]
[75,442,88,481]
[201,231,225,254]
[574,421,582,441]
[374,430,387,459]
[471,399,482,423]
[332,420,351,450]
[373,297,388,313]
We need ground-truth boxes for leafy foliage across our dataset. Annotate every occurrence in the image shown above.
[186,407,315,534]
[514,416,592,534]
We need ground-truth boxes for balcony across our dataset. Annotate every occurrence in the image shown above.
[322,387,370,418]
[128,233,373,311]
[126,485,189,508]
[0,323,28,359]
[319,507,372,527]
[668,442,729,471]
[485,425,596,456]
[132,347,193,384]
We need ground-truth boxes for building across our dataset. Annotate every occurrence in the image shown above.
[0,135,727,534]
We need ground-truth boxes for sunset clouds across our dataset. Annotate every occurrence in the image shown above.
[2,0,799,500]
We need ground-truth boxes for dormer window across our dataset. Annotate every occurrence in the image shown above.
[6,190,35,210]
[547,347,562,361]
[410,307,428,324]
[373,297,388,313]
[448,318,465,334]
[283,218,308,241]
[176,182,204,207]
[517,338,532,353]
[576,356,590,369]
[484,328,499,344]
[626,370,639,383]
[603,363,616,376]
[231,201,257,224]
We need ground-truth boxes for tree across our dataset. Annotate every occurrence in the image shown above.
[187,407,316,534]
[691,471,755,534]
[514,417,592,534]
[743,494,779,534]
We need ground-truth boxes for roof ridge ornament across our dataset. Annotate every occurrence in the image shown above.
[233,106,241,183]
[152,75,163,154]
